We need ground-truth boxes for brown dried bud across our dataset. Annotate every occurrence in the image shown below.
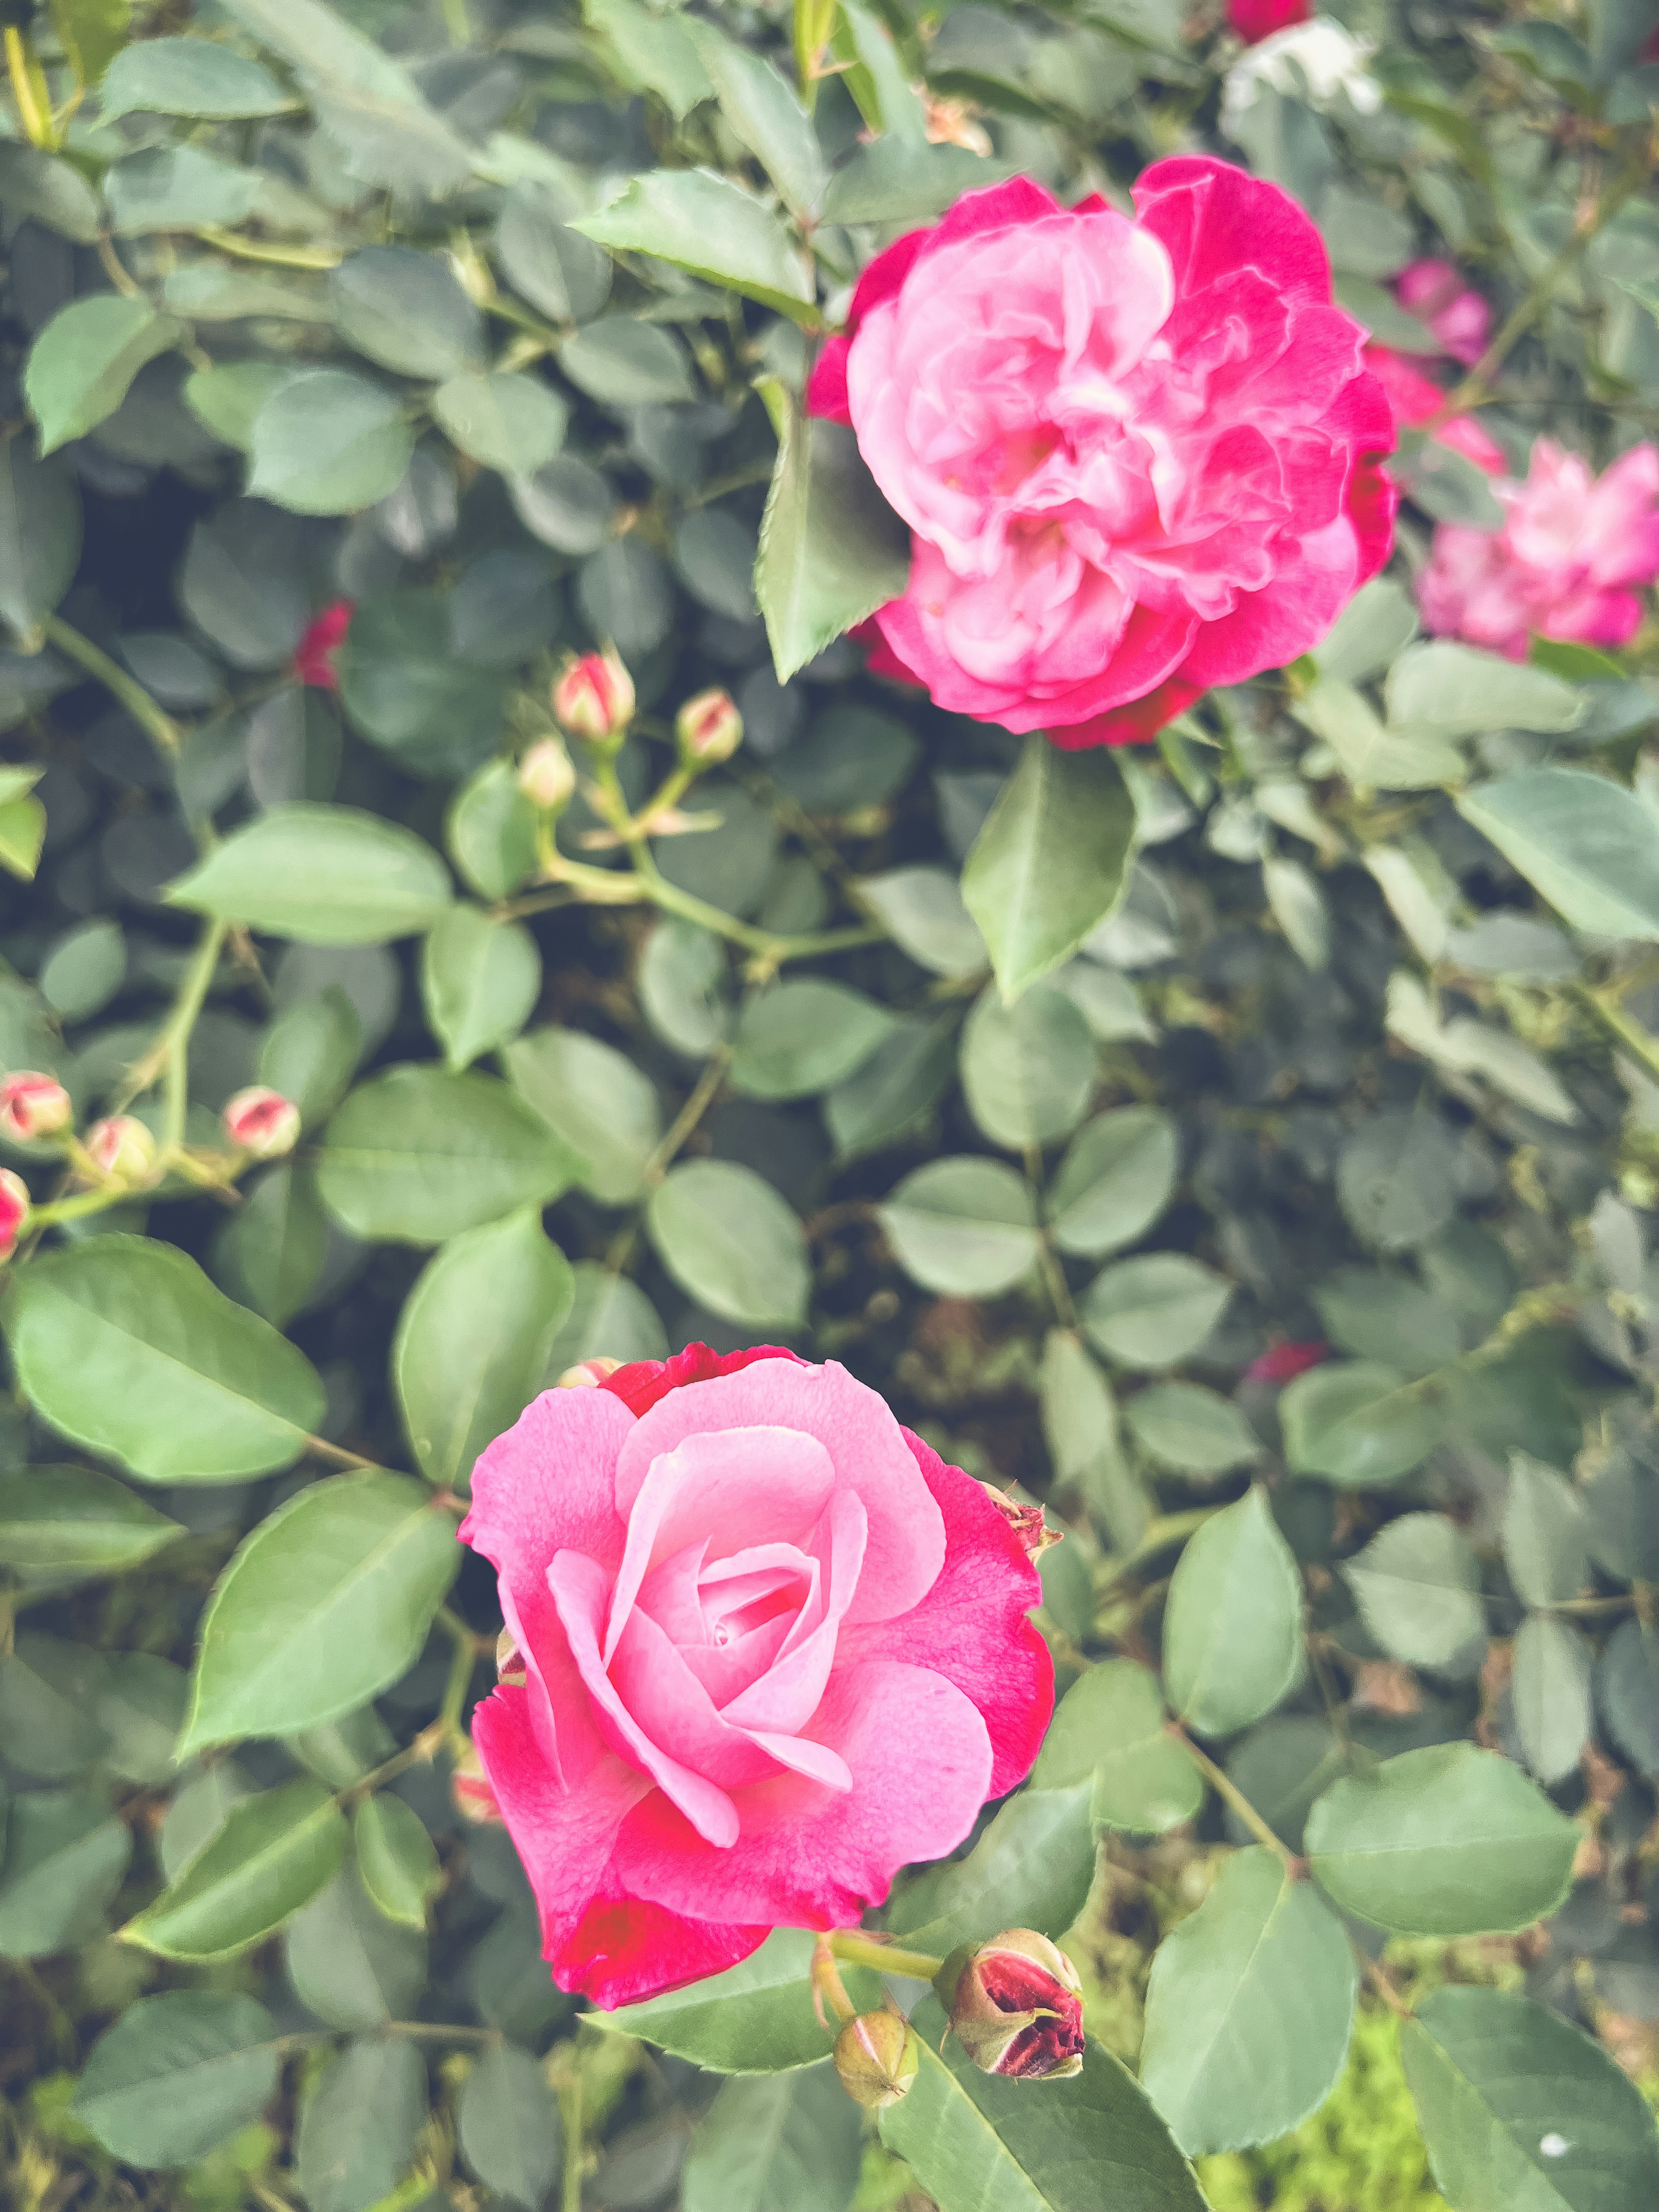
[977,1482,1061,1559]
[941,1930,1085,2081]
[833,2006,919,2111]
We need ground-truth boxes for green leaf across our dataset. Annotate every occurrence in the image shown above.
[0,795,45,881]
[1163,1489,1303,1738]
[105,146,261,235]
[1503,1453,1590,1607]
[504,1026,662,1208]
[260,986,362,1127]
[1038,1333,1148,1552]
[458,2043,564,2210]
[0,1633,110,1777]
[1402,1985,1659,2212]
[184,361,300,451]
[1510,1615,1593,1785]
[433,369,568,476]
[1139,1847,1357,2155]
[1457,768,1659,940]
[73,1991,284,2169]
[1034,1658,1203,1833]
[755,391,910,683]
[1385,643,1583,737]
[960,984,1096,1150]
[295,2037,427,2212]
[1279,1360,1442,1487]
[168,804,453,944]
[647,1160,809,1329]
[1126,1383,1262,1478]
[329,245,483,380]
[1341,1512,1487,1669]
[560,318,695,407]
[353,1795,440,1929]
[124,1780,347,1959]
[0,438,81,644]
[6,1236,325,1484]
[582,0,712,118]
[890,1783,1096,1954]
[1305,1742,1579,1936]
[574,168,815,320]
[420,906,541,1072]
[48,0,129,86]
[25,295,182,455]
[683,21,826,219]
[248,369,414,516]
[880,1994,1208,2212]
[878,1157,1039,1297]
[494,183,613,325]
[1294,677,1463,792]
[215,1166,329,1331]
[285,1866,426,2029]
[180,1472,460,1754]
[601,1927,880,2072]
[683,2065,861,2212]
[393,1210,573,1488]
[730,978,896,1100]
[0,143,103,243]
[99,37,293,121]
[0,1786,131,1959]
[318,1065,585,1244]
[0,1465,181,1577]
[961,740,1137,1001]
[1045,1106,1177,1260]
[823,138,1004,223]
[1081,1255,1231,1371]
[447,757,540,903]
[857,866,986,979]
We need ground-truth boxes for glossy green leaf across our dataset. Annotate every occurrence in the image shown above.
[1081,1255,1231,1370]
[960,984,1096,1150]
[574,168,816,318]
[1511,1615,1593,1785]
[25,295,183,454]
[878,1157,1039,1297]
[124,1780,347,1959]
[1033,1659,1203,1834]
[684,19,826,218]
[1457,768,1659,940]
[730,978,895,1100]
[504,1026,663,1207]
[1126,1383,1262,1478]
[1280,1360,1441,1487]
[646,1160,809,1328]
[1045,1106,1177,1259]
[890,1783,1096,1955]
[248,369,413,516]
[99,37,292,121]
[1341,1512,1486,1669]
[73,1991,284,2168]
[0,1787,131,1959]
[601,1928,880,2072]
[858,866,987,978]
[168,804,453,944]
[0,1465,181,1577]
[433,369,568,475]
[420,906,541,1071]
[353,1795,441,1929]
[285,1866,426,2029]
[1163,1489,1304,1738]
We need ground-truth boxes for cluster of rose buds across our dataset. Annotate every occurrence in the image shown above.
[530,650,743,811]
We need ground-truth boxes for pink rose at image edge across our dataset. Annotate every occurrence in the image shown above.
[808,158,1396,748]
[1418,439,1659,660]
[1227,0,1311,42]
[458,1344,1054,2009]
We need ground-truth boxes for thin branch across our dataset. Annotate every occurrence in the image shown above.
[1166,1721,1295,1866]
[43,615,182,758]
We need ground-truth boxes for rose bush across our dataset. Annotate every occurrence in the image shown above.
[461,1344,1050,2004]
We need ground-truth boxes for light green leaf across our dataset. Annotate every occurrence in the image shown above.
[857,867,987,979]
[560,318,695,406]
[1140,1848,1357,2155]
[1503,1454,1590,1607]
[878,1157,1039,1297]
[73,1991,284,2169]
[1510,1615,1593,1785]
[1038,1332,1148,1552]
[1338,1112,1460,1252]
[1163,1489,1303,1738]
[179,1472,460,1753]
[960,983,1096,1150]
[1280,1360,1441,1487]
[393,1210,573,1488]
[295,2037,427,2212]
[1033,1658,1204,1834]
[6,1237,324,1485]
[823,137,1003,223]
[574,168,815,319]
[890,1783,1096,1955]
[730,978,895,1100]
[504,1026,662,1208]
[1126,1384,1262,1479]
[684,20,826,219]
[433,370,567,476]
[601,1928,880,2072]
[646,1160,808,1329]
[25,295,183,455]
[582,0,712,118]
[1385,643,1583,736]
[1045,1106,1177,1260]
[0,1787,131,1959]
[1457,767,1659,940]
[1305,1742,1579,1936]
[106,146,260,235]
[123,1780,347,1959]
[99,37,293,121]
[1294,676,1462,791]
[168,804,453,945]
[682,2066,861,2212]
[353,1796,441,1930]
[1081,1255,1231,1370]
[285,1866,426,2029]
[420,906,541,1072]
[248,369,414,517]
[0,1465,182,1577]
[330,245,483,381]
[1341,1513,1486,1669]
[0,438,81,644]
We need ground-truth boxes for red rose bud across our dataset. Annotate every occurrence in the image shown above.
[945,1931,1086,2081]
[0,1071,71,1142]
[0,1167,30,1260]
[833,2007,919,2110]
[518,736,577,812]
[676,686,743,766]
[1227,0,1310,41]
[293,599,354,689]
[557,1356,624,1389]
[978,1482,1061,1559]
[451,1736,504,1824]
[222,1086,301,1160]
[1244,1340,1328,1385]
[553,648,635,743]
[84,1115,158,1185]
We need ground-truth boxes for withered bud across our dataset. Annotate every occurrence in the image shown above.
[978,1482,1061,1559]
[941,1930,1085,2081]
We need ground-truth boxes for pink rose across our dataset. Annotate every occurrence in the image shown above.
[459,1344,1052,2008]
[293,600,353,689]
[1418,438,1659,659]
[808,160,1395,748]
[1363,346,1506,478]
[1393,259,1491,368]
[1227,0,1311,42]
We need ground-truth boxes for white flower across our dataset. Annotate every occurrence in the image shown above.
[1221,18,1383,133]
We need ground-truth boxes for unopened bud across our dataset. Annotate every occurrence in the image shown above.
[833,2006,919,2110]
[553,648,635,744]
[978,1482,1061,1560]
[676,686,743,766]
[0,1071,72,1143]
[222,1086,300,1160]
[0,1167,30,1260]
[557,1356,623,1389]
[941,1930,1085,2081]
[451,1736,503,1824]
[518,736,578,812]
[293,598,354,690]
[85,1116,159,1185]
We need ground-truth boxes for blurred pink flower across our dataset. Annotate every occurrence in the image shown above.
[293,601,353,689]
[1394,259,1491,367]
[1364,346,1506,477]
[1227,0,1311,41]
[1419,439,1659,659]
[1244,1340,1328,1384]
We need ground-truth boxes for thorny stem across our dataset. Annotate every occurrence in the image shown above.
[43,616,182,758]
[827,1930,945,1982]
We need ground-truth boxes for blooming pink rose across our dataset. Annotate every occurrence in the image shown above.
[1363,346,1506,478]
[293,600,353,689]
[808,160,1395,747]
[459,1343,1052,2008]
[1393,259,1490,368]
[1227,0,1311,41]
[1418,439,1659,659]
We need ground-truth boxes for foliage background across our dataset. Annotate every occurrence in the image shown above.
[4,0,1659,2207]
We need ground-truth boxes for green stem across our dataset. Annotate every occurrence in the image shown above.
[515,849,883,965]
[25,1185,133,1230]
[437,1605,482,1740]
[1166,1721,1295,1866]
[827,1930,945,1981]
[43,615,182,758]
[642,1045,732,1188]
[163,921,229,1149]
[441,0,470,44]
[1573,982,1659,1089]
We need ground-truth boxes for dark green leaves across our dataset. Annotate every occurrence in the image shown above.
[1163,1490,1303,1738]
[248,370,414,515]
[7,1237,324,1484]
[0,1466,182,1578]
[730,979,895,1100]
[1305,1744,1579,1936]
[1457,768,1659,940]
[180,1473,460,1753]
[168,805,453,944]
[459,2044,564,2209]
[756,392,911,682]
[296,2037,427,2212]
[574,169,817,320]
[74,1993,285,2167]
[99,38,294,122]
[124,1780,347,1958]
[890,1783,1096,1955]
[961,741,1136,1001]
[682,2066,861,2212]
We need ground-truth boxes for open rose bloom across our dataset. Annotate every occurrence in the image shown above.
[460,1345,1052,2006]
[810,159,1394,746]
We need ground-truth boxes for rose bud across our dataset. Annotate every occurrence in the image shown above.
[1244,1340,1328,1385]
[978,1482,1061,1560]
[222,1087,301,1160]
[833,2007,919,2111]
[0,1071,72,1143]
[0,1167,30,1260]
[676,686,743,766]
[518,736,578,812]
[451,1736,505,1824]
[552,648,635,744]
[85,1115,159,1185]
[293,599,354,690]
[943,1930,1086,2081]
[556,1356,624,1389]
